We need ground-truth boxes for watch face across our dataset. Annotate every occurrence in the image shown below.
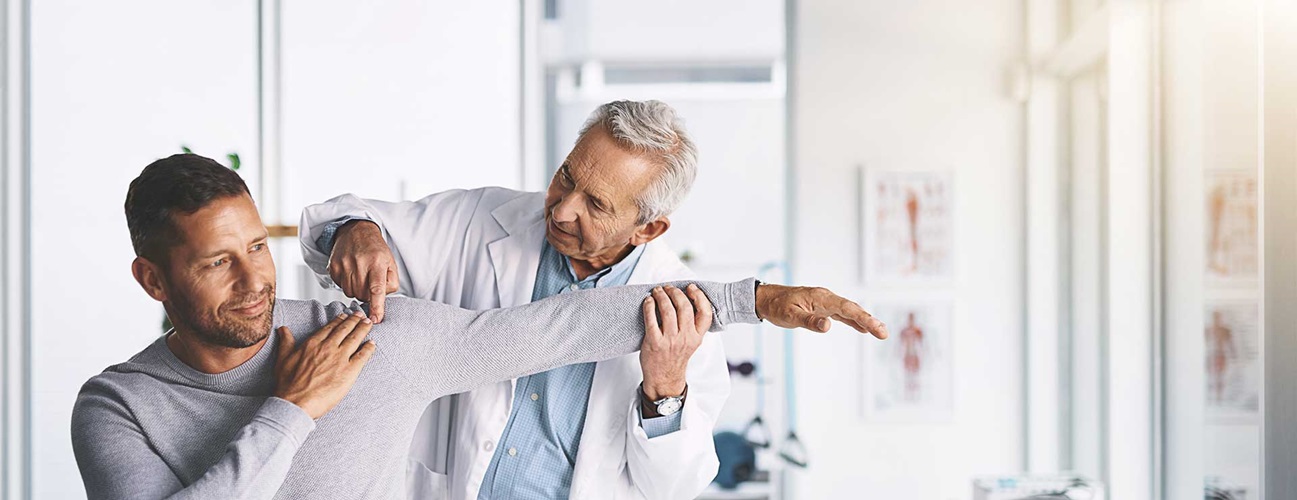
[657,398,683,416]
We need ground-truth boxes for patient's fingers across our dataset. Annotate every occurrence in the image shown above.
[326,312,367,345]
[830,299,888,339]
[350,340,377,364]
[339,314,373,351]
[308,313,350,346]
[276,327,296,364]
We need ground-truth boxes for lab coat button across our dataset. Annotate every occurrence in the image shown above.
[483,441,494,452]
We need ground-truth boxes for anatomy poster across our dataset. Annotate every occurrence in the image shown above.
[863,171,954,284]
[1205,301,1260,422]
[1205,171,1258,285]
[862,302,953,421]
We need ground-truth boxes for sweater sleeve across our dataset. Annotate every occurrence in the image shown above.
[71,386,315,500]
[370,278,760,401]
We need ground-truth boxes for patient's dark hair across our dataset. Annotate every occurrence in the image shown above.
[124,153,250,264]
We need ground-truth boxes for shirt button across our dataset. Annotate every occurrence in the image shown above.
[508,447,518,457]
[531,393,540,401]
[483,441,494,452]
[569,283,580,291]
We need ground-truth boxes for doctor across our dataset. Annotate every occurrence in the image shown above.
[300,100,834,499]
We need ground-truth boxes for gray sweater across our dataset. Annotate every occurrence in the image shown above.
[71,279,758,500]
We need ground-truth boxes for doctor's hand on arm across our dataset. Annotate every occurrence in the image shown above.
[639,285,713,411]
[329,220,400,323]
[273,312,378,419]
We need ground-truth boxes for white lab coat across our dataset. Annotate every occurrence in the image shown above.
[299,187,730,500]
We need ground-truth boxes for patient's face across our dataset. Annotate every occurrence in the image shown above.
[160,194,277,348]
[544,125,658,264]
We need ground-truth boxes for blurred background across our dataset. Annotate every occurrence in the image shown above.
[2,0,1297,499]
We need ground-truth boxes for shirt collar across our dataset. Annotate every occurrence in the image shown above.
[559,242,647,286]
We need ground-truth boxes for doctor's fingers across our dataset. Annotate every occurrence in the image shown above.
[332,262,364,302]
[642,296,664,339]
[684,284,714,335]
[664,286,696,334]
[364,266,391,323]
[651,287,679,338]
[328,256,360,298]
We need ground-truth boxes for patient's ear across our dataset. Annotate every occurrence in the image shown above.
[630,217,670,246]
[132,257,169,303]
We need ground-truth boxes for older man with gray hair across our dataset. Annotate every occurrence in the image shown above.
[299,100,748,499]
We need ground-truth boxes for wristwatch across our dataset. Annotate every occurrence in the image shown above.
[641,384,688,417]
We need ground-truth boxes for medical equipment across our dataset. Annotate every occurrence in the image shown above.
[1204,476,1248,500]
[713,431,758,489]
[972,474,1104,500]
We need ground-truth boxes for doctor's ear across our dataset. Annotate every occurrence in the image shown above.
[132,257,169,303]
[630,217,670,246]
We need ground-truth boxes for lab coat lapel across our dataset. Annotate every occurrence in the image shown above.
[476,195,547,473]
[486,196,546,308]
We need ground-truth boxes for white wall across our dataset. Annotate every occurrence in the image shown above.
[276,0,523,299]
[28,2,260,498]
[790,1,1024,498]
[1164,0,1263,497]
[279,0,522,219]
[550,0,782,62]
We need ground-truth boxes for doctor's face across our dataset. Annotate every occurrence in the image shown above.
[157,194,277,348]
[544,125,660,264]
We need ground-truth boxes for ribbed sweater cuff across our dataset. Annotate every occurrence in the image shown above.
[717,278,761,328]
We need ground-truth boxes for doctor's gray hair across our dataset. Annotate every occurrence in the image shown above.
[578,100,698,225]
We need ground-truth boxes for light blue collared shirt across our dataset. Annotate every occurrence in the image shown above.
[476,241,682,500]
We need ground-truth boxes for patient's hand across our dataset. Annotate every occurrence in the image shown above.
[755,284,888,339]
[273,311,378,419]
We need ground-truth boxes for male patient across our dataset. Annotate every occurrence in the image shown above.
[69,154,886,499]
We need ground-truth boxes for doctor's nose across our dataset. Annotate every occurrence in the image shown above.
[551,193,581,223]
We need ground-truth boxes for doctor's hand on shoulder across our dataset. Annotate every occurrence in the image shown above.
[329,220,399,323]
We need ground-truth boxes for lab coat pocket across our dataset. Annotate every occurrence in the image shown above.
[406,458,450,500]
